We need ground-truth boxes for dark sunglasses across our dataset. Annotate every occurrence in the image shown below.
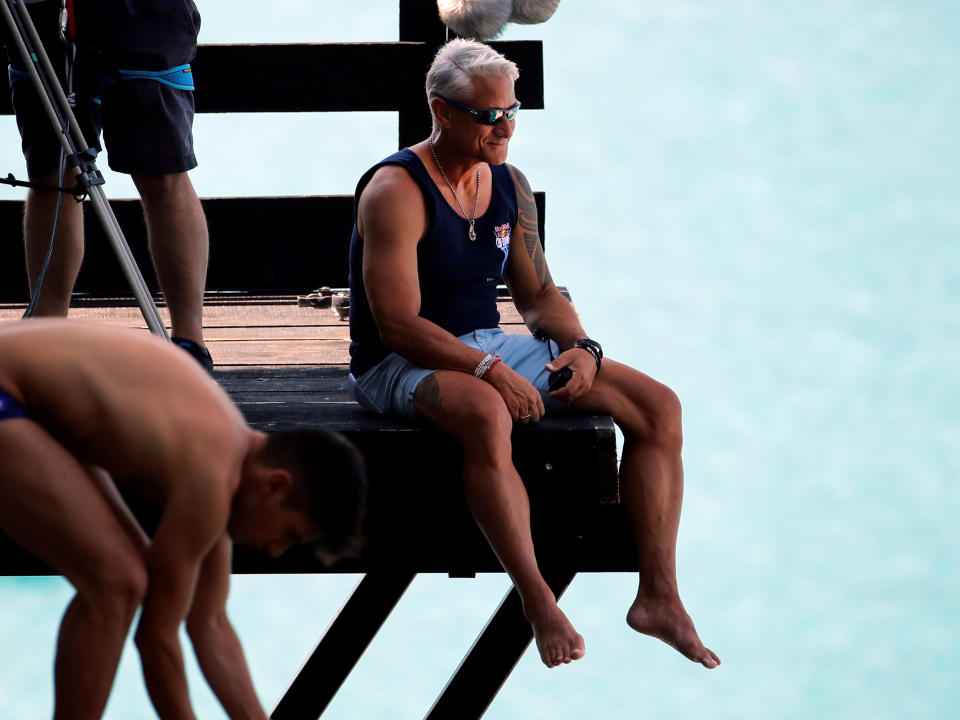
[435,94,521,125]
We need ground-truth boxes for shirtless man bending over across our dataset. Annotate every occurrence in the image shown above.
[0,319,367,720]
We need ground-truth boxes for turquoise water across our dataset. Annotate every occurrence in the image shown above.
[2,1,958,717]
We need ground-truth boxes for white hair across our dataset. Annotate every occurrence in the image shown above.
[425,38,520,133]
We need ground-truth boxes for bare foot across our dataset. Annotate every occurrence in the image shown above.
[525,601,585,668]
[627,594,720,669]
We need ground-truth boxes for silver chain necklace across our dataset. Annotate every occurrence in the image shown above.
[429,140,480,242]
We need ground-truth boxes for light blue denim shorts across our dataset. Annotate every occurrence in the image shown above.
[349,328,568,418]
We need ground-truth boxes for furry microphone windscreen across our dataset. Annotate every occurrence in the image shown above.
[509,0,561,25]
[437,0,513,40]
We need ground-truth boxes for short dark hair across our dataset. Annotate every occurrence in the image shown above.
[262,429,367,560]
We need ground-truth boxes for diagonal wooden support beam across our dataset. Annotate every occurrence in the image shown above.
[271,571,416,720]
[424,570,577,720]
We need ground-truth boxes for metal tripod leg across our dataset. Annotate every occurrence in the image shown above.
[1,0,168,338]
[425,570,577,720]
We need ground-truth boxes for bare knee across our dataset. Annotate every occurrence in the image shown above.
[647,385,683,452]
[78,557,147,625]
[417,377,512,451]
[132,171,196,209]
[463,395,513,446]
[622,383,683,453]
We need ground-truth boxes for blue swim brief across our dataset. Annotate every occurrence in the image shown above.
[0,390,28,421]
[349,328,570,418]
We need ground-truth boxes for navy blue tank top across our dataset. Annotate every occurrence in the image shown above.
[349,148,518,376]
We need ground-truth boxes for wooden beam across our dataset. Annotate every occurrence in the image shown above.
[0,193,545,301]
[270,572,416,720]
[0,42,543,116]
[426,571,576,720]
[399,0,449,43]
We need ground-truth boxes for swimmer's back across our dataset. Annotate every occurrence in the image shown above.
[0,320,247,489]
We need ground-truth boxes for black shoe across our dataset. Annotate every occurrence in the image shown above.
[171,336,214,376]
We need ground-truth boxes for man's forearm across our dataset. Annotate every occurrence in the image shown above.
[136,628,196,720]
[189,615,268,720]
[518,287,587,349]
[88,466,151,552]
[379,313,487,374]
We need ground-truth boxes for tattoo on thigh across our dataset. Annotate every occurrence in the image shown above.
[418,374,445,417]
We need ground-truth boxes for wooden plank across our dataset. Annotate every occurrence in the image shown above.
[0,290,545,366]
[1,395,624,577]
[397,0,449,146]
[0,194,545,301]
[270,572,416,720]
[0,296,530,330]
[191,41,543,115]
[0,41,543,116]
[0,195,355,301]
[400,0,449,43]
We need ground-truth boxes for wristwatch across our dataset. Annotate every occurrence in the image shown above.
[573,338,602,372]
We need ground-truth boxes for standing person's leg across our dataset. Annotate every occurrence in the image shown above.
[571,359,720,668]
[6,0,94,316]
[413,371,585,668]
[0,420,148,717]
[23,178,84,316]
[132,171,208,346]
[97,22,210,360]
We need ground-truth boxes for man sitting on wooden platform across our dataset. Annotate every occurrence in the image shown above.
[348,38,719,670]
[0,319,367,719]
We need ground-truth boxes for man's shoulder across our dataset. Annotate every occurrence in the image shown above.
[502,162,531,189]
[359,162,425,213]
[366,162,420,191]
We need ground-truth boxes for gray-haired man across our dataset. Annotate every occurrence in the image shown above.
[348,38,719,669]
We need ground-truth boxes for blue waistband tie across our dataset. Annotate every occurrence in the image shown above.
[9,63,194,103]
[92,63,194,103]
[113,64,194,91]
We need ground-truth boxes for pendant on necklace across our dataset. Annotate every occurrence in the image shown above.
[468,220,477,242]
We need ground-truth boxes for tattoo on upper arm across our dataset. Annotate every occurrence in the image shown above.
[511,166,553,291]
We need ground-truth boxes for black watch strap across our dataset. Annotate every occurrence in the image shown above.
[574,338,602,372]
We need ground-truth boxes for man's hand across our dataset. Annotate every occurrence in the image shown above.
[484,360,546,423]
[546,348,598,402]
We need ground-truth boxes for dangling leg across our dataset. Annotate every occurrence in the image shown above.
[414,371,585,667]
[573,359,719,668]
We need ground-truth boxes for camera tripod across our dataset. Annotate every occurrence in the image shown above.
[0,0,168,338]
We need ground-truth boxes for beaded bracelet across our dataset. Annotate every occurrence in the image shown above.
[474,353,501,379]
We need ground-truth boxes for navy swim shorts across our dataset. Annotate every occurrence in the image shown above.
[4,0,199,178]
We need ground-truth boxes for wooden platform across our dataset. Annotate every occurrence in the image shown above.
[0,293,632,719]
[0,293,628,575]
[0,4,635,716]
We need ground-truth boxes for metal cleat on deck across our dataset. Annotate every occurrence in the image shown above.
[297,286,334,308]
[332,291,350,320]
